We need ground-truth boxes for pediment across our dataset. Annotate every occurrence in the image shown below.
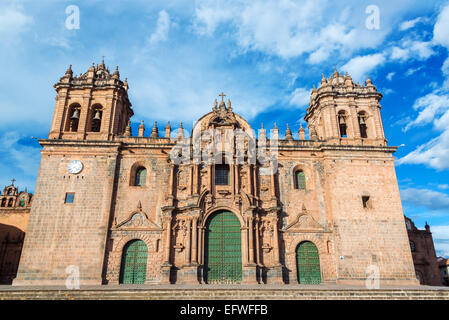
[114,212,162,231]
[284,213,325,232]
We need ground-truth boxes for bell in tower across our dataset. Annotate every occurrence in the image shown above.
[303,70,386,146]
[49,62,134,140]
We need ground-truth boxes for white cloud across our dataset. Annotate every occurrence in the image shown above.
[431,225,449,257]
[391,46,410,61]
[400,188,449,210]
[0,5,33,41]
[397,128,449,170]
[404,93,449,131]
[433,4,449,49]
[390,40,435,62]
[289,88,311,109]
[386,72,395,81]
[398,4,449,170]
[405,66,424,76]
[192,0,393,62]
[399,17,424,31]
[398,91,449,170]
[149,10,171,44]
[340,53,386,82]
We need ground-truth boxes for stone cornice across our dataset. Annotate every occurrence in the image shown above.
[38,138,398,154]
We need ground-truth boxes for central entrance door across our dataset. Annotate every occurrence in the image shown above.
[204,211,242,284]
[119,239,148,284]
[296,241,321,284]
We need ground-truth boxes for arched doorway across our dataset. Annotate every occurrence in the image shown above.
[296,241,321,284]
[204,210,242,284]
[119,239,148,284]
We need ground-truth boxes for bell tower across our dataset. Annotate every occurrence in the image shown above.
[304,69,387,146]
[48,61,133,140]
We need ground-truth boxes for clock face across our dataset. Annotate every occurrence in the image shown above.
[67,160,83,174]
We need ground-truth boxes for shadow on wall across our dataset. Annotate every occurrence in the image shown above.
[0,223,25,285]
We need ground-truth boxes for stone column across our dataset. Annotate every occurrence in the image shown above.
[235,164,240,193]
[161,214,173,284]
[192,217,198,264]
[247,165,252,196]
[241,222,249,265]
[168,164,175,198]
[185,218,192,265]
[193,164,199,195]
[252,165,257,198]
[270,168,276,198]
[266,214,283,284]
[248,216,255,265]
[255,217,261,265]
[241,214,257,284]
[272,217,280,265]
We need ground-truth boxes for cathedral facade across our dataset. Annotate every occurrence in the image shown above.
[14,63,418,286]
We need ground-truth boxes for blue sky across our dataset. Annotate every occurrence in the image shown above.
[1,0,449,256]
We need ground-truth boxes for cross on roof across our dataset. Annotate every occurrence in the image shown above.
[11,178,15,186]
[219,92,226,102]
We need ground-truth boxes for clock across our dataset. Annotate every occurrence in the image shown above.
[67,160,83,174]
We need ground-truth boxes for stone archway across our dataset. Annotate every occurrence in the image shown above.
[203,210,242,284]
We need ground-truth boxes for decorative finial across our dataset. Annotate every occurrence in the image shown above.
[366,75,373,86]
[333,67,339,77]
[321,74,327,85]
[113,66,120,79]
[65,64,73,76]
[150,121,159,138]
[285,124,293,140]
[137,200,142,211]
[299,123,305,140]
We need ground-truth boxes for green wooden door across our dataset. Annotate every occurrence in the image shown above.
[204,211,242,284]
[296,241,321,284]
[119,239,148,284]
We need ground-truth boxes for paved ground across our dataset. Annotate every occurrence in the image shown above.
[1,283,448,291]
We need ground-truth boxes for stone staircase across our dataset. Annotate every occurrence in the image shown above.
[1,286,449,300]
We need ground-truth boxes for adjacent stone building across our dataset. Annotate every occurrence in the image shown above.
[438,257,449,286]
[404,217,442,286]
[0,181,32,284]
[13,63,419,286]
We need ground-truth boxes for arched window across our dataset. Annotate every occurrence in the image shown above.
[90,105,103,132]
[358,111,368,138]
[295,170,306,190]
[338,111,347,138]
[1,198,6,207]
[19,198,25,207]
[66,104,81,132]
[7,189,12,196]
[410,241,416,252]
[7,198,13,207]
[135,167,147,186]
[215,164,230,185]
